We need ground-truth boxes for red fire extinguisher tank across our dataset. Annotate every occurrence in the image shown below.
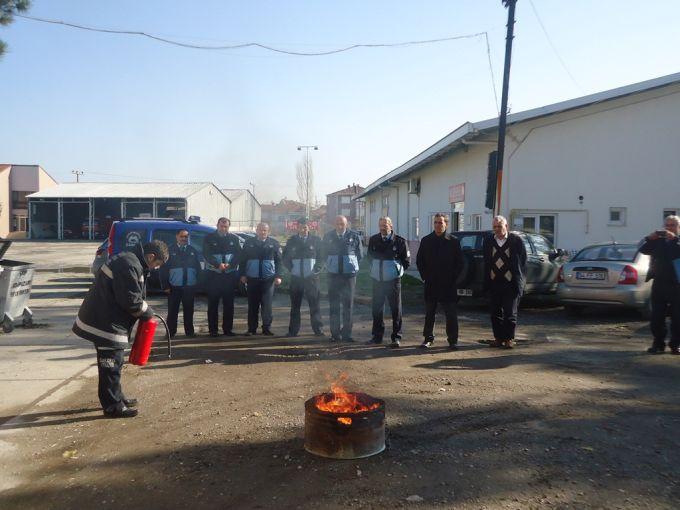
[129,318,158,366]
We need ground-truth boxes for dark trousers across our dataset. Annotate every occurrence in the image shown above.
[247,278,275,332]
[372,279,402,340]
[328,274,357,339]
[96,347,125,411]
[207,272,238,334]
[167,286,196,337]
[489,282,520,341]
[423,299,458,344]
[650,281,680,348]
[289,275,323,335]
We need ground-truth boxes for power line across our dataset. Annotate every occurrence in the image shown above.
[17,13,486,56]
[483,32,500,115]
[528,0,583,92]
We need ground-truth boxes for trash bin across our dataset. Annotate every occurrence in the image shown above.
[0,241,35,333]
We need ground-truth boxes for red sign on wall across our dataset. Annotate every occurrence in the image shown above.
[286,220,319,231]
[449,183,465,204]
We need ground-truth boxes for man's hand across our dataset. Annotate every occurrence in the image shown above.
[218,263,228,272]
[648,231,661,241]
[274,277,282,286]
[240,276,247,285]
[666,231,677,240]
[164,288,170,295]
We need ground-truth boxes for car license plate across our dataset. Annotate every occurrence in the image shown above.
[575,271,606,280]
[457,289,473,296]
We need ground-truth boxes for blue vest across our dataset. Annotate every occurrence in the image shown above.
[325,230,361,275]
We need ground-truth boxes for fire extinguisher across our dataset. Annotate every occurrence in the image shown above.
[129,317,158,366]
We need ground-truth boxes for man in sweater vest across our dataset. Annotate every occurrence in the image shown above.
[482,215,527,349]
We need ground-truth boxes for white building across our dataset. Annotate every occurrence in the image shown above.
[0,164,57,238]
[356,72,680,253]
[221,188,261,232]
[28,182,231,240]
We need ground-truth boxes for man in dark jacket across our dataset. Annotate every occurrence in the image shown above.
[282,218,324,337]
[240,222,282,335]
[323,215,363,342]
[367,216,410,348]
[160,229,202,338]
[416,213,463,349]
[639,215,680,354]
[73,240,169,418]
[482,215,527,349]
[203,217,242,337]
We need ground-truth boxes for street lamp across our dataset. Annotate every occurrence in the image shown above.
[297,145,318,219]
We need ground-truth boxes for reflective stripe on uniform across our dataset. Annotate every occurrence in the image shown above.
[131,300,149,318]
[101,265,113,278]
[75,316,128,344]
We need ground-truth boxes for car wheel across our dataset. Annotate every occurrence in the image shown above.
[639,300,652,320]
[564,305,583,317]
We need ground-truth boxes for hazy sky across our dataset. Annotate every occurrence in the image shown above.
[2,1,680,203]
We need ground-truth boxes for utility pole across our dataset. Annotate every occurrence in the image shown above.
[72,170,84,182]
[297,145,318,219]
[494,0,517,217]
[249,181,255,196]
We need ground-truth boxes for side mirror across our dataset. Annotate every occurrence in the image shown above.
[548,248,564,261]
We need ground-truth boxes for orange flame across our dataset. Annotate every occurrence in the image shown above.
[314,373,380,419]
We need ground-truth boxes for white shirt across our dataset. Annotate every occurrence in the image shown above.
[494,235,508,247]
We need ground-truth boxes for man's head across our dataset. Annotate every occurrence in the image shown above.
[297,218,310,237]
[433,213,448,236]
[144,240,169,270]
[335,215,348,234]
[176,229,189,246]
[379,216,393,236]
[492,215,509,238]
[256,222,270,241]
[217,217,230,234]
[664,215,680,235]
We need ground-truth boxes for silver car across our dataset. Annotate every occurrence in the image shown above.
[557,242,652,318]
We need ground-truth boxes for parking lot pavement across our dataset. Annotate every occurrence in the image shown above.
[3,241,100,270]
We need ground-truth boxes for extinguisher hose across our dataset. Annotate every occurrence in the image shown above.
[152,314,172,359]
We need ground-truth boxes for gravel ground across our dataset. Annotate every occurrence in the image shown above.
[1,273,679,509]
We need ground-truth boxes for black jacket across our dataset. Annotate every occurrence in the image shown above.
[367,232,410,281]
[160,243,202,288]
[73,243,154,349]
[203,231,242,274]
[282,234,323,278]
[482,233,528,295]
[240,236,283,280]
[416,231,464,302]
[639,236,680,285]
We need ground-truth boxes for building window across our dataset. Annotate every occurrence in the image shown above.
[471,214,482,230]
[12,191,30,209]
[664,209,678,219]
[339,196,351,205]
[382,194,389,208]
[369,199,376,213]
[411,217,419,240]
[609,207,626,226]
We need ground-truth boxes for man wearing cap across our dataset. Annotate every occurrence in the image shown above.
[283,218,324,337]
[203,217,242,337]
[323,215,363,342]
[240,222,283,335]
[367,216,410,348]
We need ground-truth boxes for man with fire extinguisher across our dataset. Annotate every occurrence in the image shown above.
[73,240,169,418]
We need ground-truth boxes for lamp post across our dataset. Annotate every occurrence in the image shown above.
[297,145,318,219]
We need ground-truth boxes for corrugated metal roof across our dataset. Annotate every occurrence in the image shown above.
[356,71,680,199]
[28,182,220,199]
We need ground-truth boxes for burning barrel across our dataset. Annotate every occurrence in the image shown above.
[304,391,386,459]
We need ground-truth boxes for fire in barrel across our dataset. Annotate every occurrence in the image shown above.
[304,374,385,459]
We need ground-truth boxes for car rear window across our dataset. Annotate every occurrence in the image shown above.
[456,233,483,251]
[572,244,638,262]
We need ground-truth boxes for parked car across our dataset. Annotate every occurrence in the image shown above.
[556,242,652,318]
[452,230,565,298]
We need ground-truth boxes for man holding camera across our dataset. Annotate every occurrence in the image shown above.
[639,215,680,354]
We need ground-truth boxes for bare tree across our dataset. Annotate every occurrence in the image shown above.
[295,157,314,218]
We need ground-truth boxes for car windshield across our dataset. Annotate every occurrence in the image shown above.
[572,244,638,262]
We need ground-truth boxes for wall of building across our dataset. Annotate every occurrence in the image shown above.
[186,186,231,227]
[0,166,11,237]
[229,192,261,232]
[505,83,680,251]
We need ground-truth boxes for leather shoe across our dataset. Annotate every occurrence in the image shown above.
[103,406,138,418]
[448,343,458,351]
[419,340,434,349]
[367,337,383,344]
[313,330,325,337]
[209,331,220,338]
[262,329,274,336]
[330,335,341,342]
[123,398,138,408]
[647,345,666,354]
[223,331,236,337]
[286,331,298,337]
[389,340,400,349]
[671,347,680,355]
[245,331,256,336]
